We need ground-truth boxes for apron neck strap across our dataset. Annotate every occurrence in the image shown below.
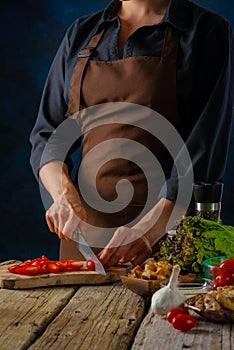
[78,28,106,58]
[65,29,105,116]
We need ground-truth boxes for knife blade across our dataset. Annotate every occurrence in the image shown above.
[72,227,106,276]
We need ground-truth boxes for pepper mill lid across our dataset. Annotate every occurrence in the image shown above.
[193,182,223,203]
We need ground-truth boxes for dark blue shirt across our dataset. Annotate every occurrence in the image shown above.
[30,0,234,202]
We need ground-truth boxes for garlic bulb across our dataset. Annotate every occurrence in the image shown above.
[151,264,186,316]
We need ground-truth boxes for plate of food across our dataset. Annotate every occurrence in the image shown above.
[185,286,234,323]
[120,259,196,297]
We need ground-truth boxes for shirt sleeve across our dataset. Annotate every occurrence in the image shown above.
[165,18,234,204]
[29,30,82,181]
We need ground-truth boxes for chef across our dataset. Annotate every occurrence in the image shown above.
[30,0,233,267]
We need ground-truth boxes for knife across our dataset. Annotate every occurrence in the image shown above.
[71,227,106,276]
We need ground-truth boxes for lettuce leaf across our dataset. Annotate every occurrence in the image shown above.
[154,216,234,276]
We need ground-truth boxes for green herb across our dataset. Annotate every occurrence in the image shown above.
[154,216,234,277]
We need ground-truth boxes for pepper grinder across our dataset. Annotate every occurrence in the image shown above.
[193,182,223,221]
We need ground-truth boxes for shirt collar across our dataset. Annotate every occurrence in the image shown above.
[100,0,190,31]
[165,0,190,31]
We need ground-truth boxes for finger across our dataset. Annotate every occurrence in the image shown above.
[98,248,116,266]
[98,227,138,266]
[100,248,124,268]
[62,214,80,239]
[99,241,135,267]
[130,246,152,267]
[130,252,149,266]
[57,232,68,240]
[52,221,66,239]
[119,238,146,262]
[45,213,55,233]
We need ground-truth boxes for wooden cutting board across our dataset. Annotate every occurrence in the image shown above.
[0,260,131,289]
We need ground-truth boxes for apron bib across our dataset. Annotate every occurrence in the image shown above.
[60,25,180,259]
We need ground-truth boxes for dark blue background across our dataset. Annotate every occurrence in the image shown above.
[1,0,233,261]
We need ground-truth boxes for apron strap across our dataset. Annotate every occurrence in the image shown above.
[65,29,105,116]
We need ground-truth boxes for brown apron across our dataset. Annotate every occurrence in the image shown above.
[60,24,180,259]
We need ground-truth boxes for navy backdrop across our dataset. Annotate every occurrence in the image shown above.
[1,0,234,261]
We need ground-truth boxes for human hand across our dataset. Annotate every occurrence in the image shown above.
[45,188,87,240]
[97,226,152,268]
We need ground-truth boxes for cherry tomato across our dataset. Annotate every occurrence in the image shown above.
[219,259,234,270]
[9,261,31,274]
[67,260,84,271]
[8,265,19,273]
[8,266,15,273]
[171,314,197,332]
[41,255,49,261]
[23,265,40,276]
[166,307,189,324]
[38,262,49,273]
[58,260,72,271]
[14,266,25,274]
[214,273,234,288]
[7,257,93,275]
[48,262,61,273]
[86,260,95,271]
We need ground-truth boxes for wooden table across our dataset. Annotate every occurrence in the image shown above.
[0,279,233,350]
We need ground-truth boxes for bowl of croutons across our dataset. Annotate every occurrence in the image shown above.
[121,259,196,297]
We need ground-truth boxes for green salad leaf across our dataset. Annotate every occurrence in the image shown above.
[154,216,234,277]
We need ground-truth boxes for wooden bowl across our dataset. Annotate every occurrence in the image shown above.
[120,275,163,297]
[120,273,197,297]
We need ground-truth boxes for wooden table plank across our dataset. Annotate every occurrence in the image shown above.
[131,309,234,350]
[28,283,148,350]
[0,287,77,350]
